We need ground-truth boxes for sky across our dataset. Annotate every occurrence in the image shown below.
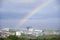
[0,0,60,30]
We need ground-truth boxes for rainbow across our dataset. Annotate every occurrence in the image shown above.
[16,0,53,27]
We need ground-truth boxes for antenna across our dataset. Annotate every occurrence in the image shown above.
[26,26,32,31]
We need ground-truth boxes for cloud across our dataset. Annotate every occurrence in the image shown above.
[2,0,39,6]
[8,0,35,4]
[8,0,45,4]
[0,0,47,14]
[0,0,60,30]
[0,8,30,14]
[0,0,40,13]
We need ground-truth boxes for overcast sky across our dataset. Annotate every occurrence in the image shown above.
[0,0,60,30]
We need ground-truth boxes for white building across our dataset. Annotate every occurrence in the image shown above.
[16,30,24,36]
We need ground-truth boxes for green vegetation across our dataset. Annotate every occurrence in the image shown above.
[0,35,60,40]
[37,35,60,40]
